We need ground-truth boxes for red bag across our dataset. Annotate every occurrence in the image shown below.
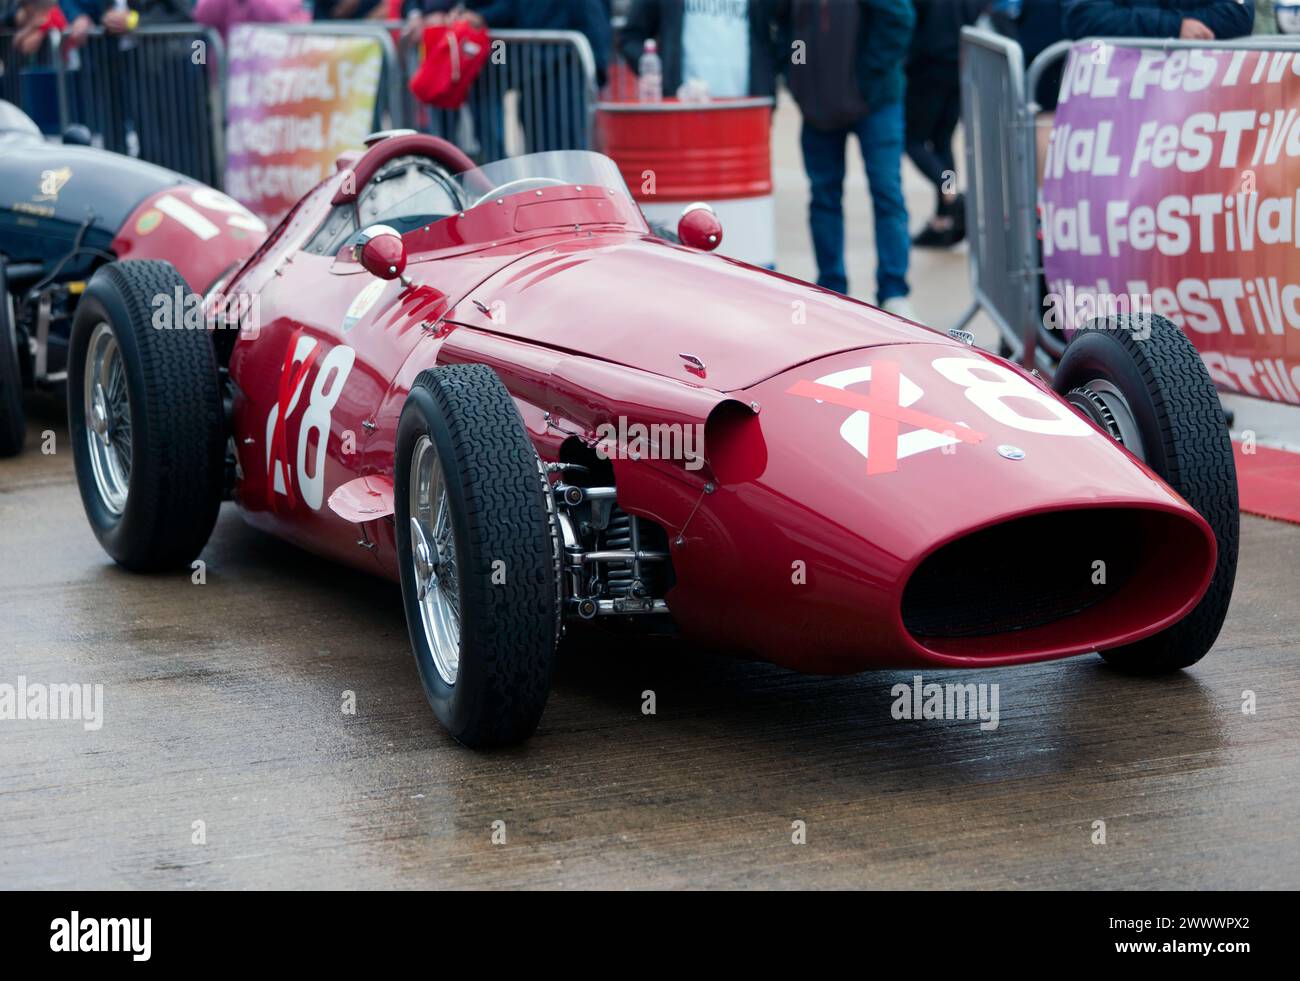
[408,20,491,110]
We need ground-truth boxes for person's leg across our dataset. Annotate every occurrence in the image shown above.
[932,84,967,243]
[799,121,850,294]
[909,73,964,246]
[905,78,947,197]
[856,101,910,304]
[934,84,961,182]
[931,78,963,199]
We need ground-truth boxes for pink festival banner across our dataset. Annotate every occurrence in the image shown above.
[225,25,382,226]
[1041,43,1300,405]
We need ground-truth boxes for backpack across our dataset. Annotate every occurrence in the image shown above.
[784,0,870,130]
[408,18,491,111]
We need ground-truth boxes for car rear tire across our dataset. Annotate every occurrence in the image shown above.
[1054,313,1238,673]
[68,260,225,571]
[0,264,27,457]
[395,363,562,748]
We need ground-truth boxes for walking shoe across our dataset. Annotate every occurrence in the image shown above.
[914,194,967,248]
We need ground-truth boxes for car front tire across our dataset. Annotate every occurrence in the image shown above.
[394,363,561,748]
[1054,313,1238,673]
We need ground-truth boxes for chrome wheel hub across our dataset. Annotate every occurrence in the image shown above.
[408,435,460,686]
[410,516,437,600]
[83,323,132,515]
[90,385,110,438]
[1067,380,1145,461]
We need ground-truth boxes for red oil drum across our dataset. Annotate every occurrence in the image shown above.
[597,97,775,267]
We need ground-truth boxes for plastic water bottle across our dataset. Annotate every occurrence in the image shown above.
[638,40,662,104]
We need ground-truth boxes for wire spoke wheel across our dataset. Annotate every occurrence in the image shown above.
[409,434,461,686]
[395,363,561,747]
[0,273,26,458]
[1066,379,1145,460]
[83,322,132,515]
[69,261,224,571]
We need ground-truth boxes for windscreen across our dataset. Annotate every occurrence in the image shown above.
[373,150,634,229]
[454,151,633,209]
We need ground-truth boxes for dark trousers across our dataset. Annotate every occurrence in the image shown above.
[799,101,910,304]
[905,67,961,209]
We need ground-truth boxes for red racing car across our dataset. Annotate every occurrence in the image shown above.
[66,132,1238,747]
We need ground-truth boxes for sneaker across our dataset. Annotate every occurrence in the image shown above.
[949,193,967,244]
[881,296,919,321]
[913,222,958,248]
[913,195,966,248]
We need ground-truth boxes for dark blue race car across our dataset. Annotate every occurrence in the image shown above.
[0,100,265,456]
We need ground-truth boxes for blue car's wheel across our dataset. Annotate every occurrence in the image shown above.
[68,260,225,571]
[0,263,26,457]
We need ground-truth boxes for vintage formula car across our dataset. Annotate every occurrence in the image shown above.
[66,132,1238,747]
[0,100,266,456]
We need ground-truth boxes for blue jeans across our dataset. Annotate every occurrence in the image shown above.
[800,102,910,303]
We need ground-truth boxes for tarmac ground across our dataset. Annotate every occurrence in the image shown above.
[0,101,1297,889]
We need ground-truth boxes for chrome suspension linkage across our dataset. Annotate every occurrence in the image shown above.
[548,472,672,620]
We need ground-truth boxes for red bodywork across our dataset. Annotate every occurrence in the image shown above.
[113,185,267,294]
[223,137,1216,674]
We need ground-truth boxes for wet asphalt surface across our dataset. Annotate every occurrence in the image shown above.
[5,107,1300,890]
[1,396,1298,889]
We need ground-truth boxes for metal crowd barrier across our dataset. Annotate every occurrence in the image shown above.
[0,26,226,186]
[957,27,1300,374]
[392,26,599,162]
[0,30,65,134]
[954,27,1041,368]
[59,26,228,187]
[0,22,593,187]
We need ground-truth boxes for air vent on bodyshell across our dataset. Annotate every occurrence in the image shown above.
[901,507,1214,658]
